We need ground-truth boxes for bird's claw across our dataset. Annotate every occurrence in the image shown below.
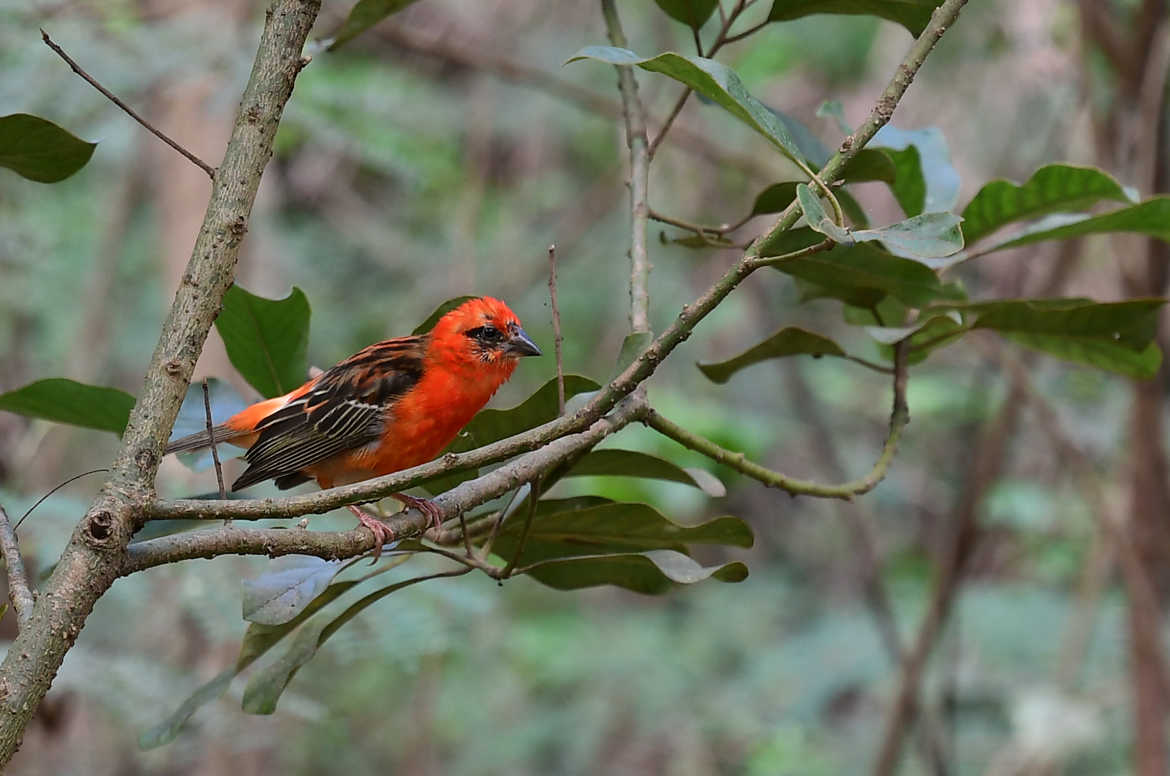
[392,493,444,535]
[348,504,395,561]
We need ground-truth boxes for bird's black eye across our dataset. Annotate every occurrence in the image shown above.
[465,325,504,346]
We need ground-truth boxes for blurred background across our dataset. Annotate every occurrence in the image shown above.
[1,0,1168,773]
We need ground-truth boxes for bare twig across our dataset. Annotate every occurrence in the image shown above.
[201,379,227,503]
[501,478,541,580]
[601,0,652,335]
[0,505,33,631]
[548,244,565,415]
[41,30,217,180]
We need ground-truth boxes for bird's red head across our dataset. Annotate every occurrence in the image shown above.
[427,297,542,375]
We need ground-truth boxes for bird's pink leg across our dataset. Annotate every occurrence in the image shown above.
[348,504,395,559]
[392,492,444,534]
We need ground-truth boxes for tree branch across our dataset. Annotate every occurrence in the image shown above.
[601,0,652,334]
[0,0,320,764]
[0,505,33,632]
[41,30,217,179]
[643,341,908,499]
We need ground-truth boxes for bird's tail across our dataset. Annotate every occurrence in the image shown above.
[165,424,248,455]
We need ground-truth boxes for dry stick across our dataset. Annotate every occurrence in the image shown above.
[0,505,33,632]
[41,30,217,180]
[547,244,565,415]
[200,379,227,502]
[145,0,965,528]
[601,0,651,335]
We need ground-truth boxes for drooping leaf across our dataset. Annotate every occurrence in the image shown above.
[241,619,328,714]
[654,0,719,29]
[564,449,726,496]
[566,47,805,163]
[489,499,753,568]
[978,198,1170,253]
[138,669,235,749]
[237,580,363,669]
[328,0,423,50]
[0,378,134,435]
[1004,336,1161,379]
[960,164,1133,245]
[520,550,749,594]
[242,557,347,625]
[698,327,847,384]
[411,295,478,335]
[872,125,959,216]
[170,378,250,471]
[767,0,945,36]
[774,242,966,307]
[854,212,965,260]
[0,113,97,183]
[215,285,311,399]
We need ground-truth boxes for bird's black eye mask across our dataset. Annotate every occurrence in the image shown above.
[464,325,506,346]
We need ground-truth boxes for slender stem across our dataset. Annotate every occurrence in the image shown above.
[41,30,217,179]
[602,0,652,335]
[201,379,227,502]
[644,342,908,500]
[721,19,769,45]
[548,244,565,415]
[649,208,732,237]
[501,478,541,579]
[0,505,34,631]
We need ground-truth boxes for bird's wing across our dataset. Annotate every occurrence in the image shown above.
[232,336,428,490]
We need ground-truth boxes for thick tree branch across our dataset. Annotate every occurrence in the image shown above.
[601,0,652,334]
[0,0,320,764]
[0,505,33,632]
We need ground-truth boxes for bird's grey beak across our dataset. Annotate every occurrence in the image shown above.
[507,327,542,357]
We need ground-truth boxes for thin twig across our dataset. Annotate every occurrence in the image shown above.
[0,505,33,632]
[649,208,733,237]
[201,379,227,503]
[14,468,108,532]
[548,244,565,415]
[501,478,542,579]
[40,29,217,179]
[601,0,652,335]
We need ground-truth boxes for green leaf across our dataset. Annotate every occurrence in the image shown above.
[747,150,896,217]
[654,0,719,29]
[242,619,328,714]
[960,164,1133,245]
[979,198,1170,253]
[489,499,753,568]
[0,113,97,183]
[412,295,478,335]
[237,580,362,669]
[138,669,235,749]
[242,557,348,625]
[698,327,847,384]
[774,242,966,307]
[328,0,423,51]
[873,125,959,216]
[564,449,726,496]
[215,285,311,398]
[0,378,134,434]
[520,550,748,594]
[1004,336,1161,379]
[170,378,249,471]
[755,225,827,259]
[566,47,805,163]
[855,212,964,260]
[767,0,945,36]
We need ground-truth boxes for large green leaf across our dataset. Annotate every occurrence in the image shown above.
[328,0,423,50]
[872,125,959,216]
[520,550,748,594]
[979,198,1170,253]
[698,327,847,383]
[0,113,97,183]
[0,378,134,435]
[654,0,719,29]
[242,557,348,625]
[489,499,753,568]
[767,0,945,36]
[960,164,1133,245]
[411,295,478,335]
[215,285,311,398]
[564,449,726,496]
[566,47,805,163]
[773,242,966,307]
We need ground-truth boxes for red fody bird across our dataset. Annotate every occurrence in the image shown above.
[166,297,541,551]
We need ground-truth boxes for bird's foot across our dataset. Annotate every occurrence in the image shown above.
[392,492,444,535]
[348,504,395,560]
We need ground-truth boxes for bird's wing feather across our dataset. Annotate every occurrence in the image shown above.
[232,336,428,490]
